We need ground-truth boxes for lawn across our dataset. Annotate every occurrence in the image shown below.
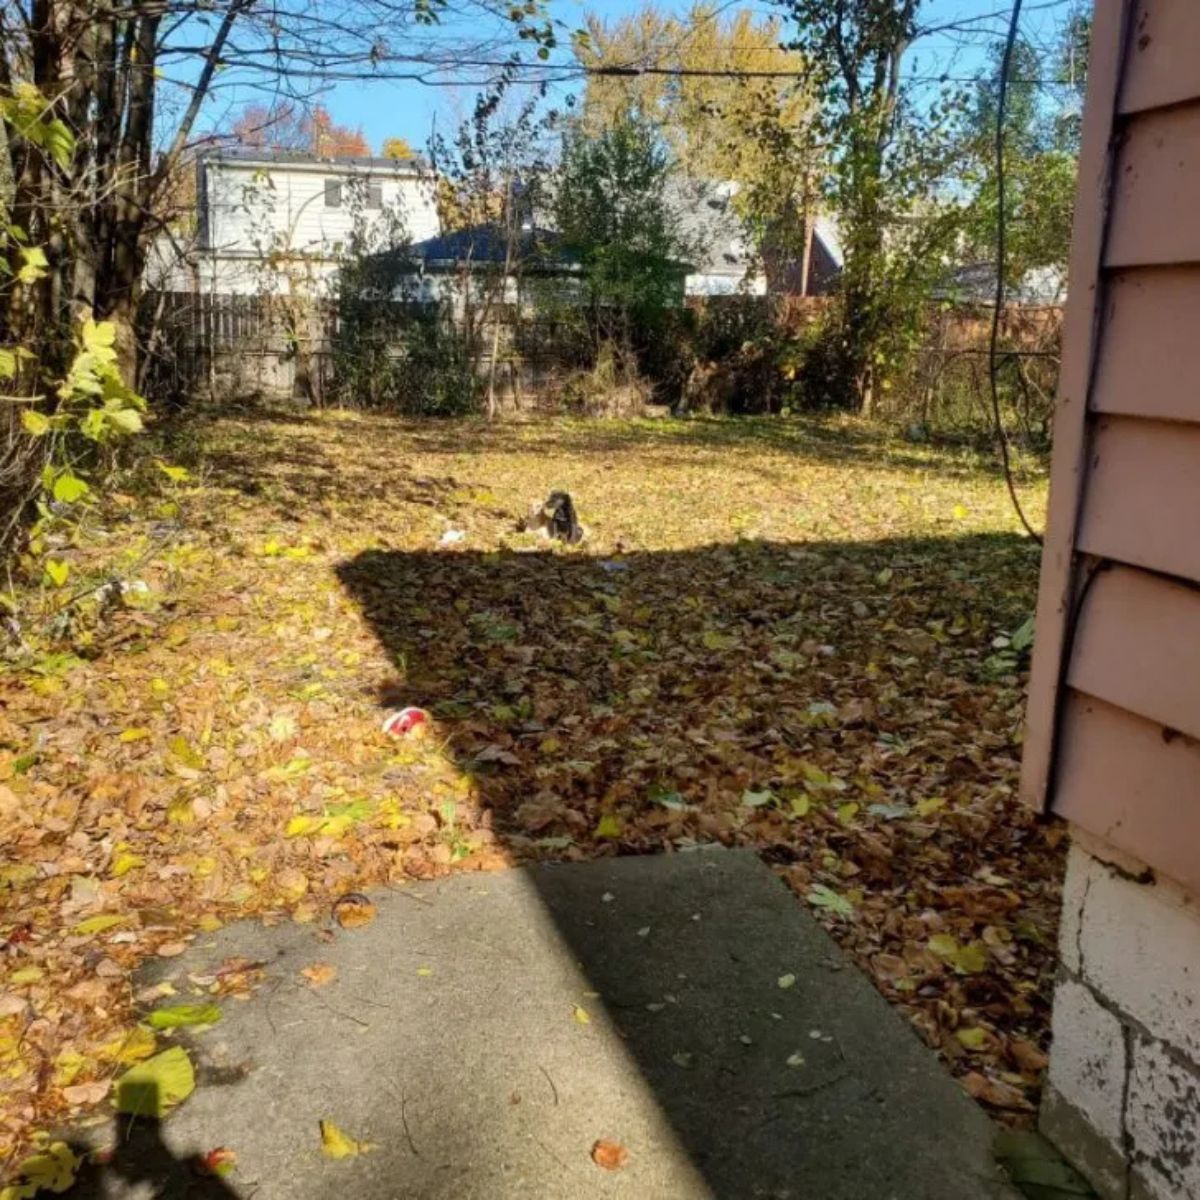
[0,410,1061,1162]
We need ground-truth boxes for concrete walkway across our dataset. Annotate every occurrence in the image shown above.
[75,851,1019,1199]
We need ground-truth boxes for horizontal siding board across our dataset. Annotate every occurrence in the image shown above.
[1068,566,1200,741]
[1120,0,1200,114]
[1106,102,1200,267]
[1077,416,1200,584]
[1019,0,1131,811]
[1054,692,1200,895]
[1092,267,1200,421]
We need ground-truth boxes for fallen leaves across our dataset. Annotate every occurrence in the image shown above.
[332,893,377,930]
[195,1147,237,1178]
[591,1139,629,1171]
[0,1141,80,1199]
[319,1119,373,1159]
[0,410,1059,1159]
[301,962,338,988]
[144,1002,222,1030]
[114,1046,196,1117]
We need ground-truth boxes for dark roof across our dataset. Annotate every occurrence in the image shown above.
[401,224,691,275]
[409,225,581,270]
[200,146,426,172]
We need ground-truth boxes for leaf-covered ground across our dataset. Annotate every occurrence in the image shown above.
[0,410,1062,1166]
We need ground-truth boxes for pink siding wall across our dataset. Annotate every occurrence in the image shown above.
[1021,0,1200,897]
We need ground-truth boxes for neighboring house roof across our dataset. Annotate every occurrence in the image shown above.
[666,176,844,295]
[667,178,753,281]
[935,261,1066,306]
[198,147,427,174]
[393,223,692,277]
[813,216,844,271]
[407,225,582,273]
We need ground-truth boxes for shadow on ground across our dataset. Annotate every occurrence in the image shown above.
[332,534,1063,1176]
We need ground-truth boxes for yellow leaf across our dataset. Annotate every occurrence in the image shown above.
[43,559,69,588]
[789,795,811,818]
[2,1141,80,1199]
[111,852,145,878]
[146,1003,222,1030]
[836,802,859,826]
[416,966,433,977]
[952,504,969,520]
[595,814,621,840]
[285,814,322,838]
[167,735,204,770]
[74,914,125,936]
[167,798,196,825]
[955,941,989,975]
[100,1025,157,1065]
[52,1049,90,1086]
[10,967,43,985]
[915,796,946,818]
[119,727,152,743]
[956,1027,988,1050]
[928,933,960,960]
[572,1004,591,1025]
[197,914,223,933]
[319,1119,372,1160]
[114,1046,195,1116]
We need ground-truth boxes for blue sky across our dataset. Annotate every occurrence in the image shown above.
[289,0,1080,156]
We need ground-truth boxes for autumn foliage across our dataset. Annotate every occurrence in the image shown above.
[0,411,1059,1164]
[230,102,369,157]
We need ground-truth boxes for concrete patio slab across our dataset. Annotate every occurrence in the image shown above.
[73,850,1019,1199]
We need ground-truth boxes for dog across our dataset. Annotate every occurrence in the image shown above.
[522,491,584,543]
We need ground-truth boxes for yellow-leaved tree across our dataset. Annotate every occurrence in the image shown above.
[573,3,822,286]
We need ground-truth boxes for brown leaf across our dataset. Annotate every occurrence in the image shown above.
[301,962,338,988]
[959,1071,1033,1111]
[332,893,377,930]
[1009,1038,1049,1074]
[62,1081,110,1106]
[155,941,188,958]
[591,1139,629,1171]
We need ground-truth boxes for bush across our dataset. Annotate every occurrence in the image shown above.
[394,310,482,418]
[331,301,482,418]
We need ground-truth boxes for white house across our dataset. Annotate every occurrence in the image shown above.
[151,148,440,297]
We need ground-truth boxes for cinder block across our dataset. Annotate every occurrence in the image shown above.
[1058,843,1089,974]
[1075,850,1200,1065]
[1128,1034,1200,1200]
[1047,978,1126,1144]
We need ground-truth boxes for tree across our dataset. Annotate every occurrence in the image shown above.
[230,103,369,156]
[960,36,1080,296]
[382,137,417,160]
[779,0,964,411]
[429,90,555,418]
[231,102,311,151]
[0,0,554,389]
[555,117,694,351]
[307,108,370,157]
[575,3,820,290]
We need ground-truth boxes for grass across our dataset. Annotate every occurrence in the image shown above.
[0,408,1059,1163]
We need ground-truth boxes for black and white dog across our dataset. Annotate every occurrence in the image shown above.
[523,491,584,543]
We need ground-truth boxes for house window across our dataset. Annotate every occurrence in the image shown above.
[366,182,383,210]
[324,180,342,208]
